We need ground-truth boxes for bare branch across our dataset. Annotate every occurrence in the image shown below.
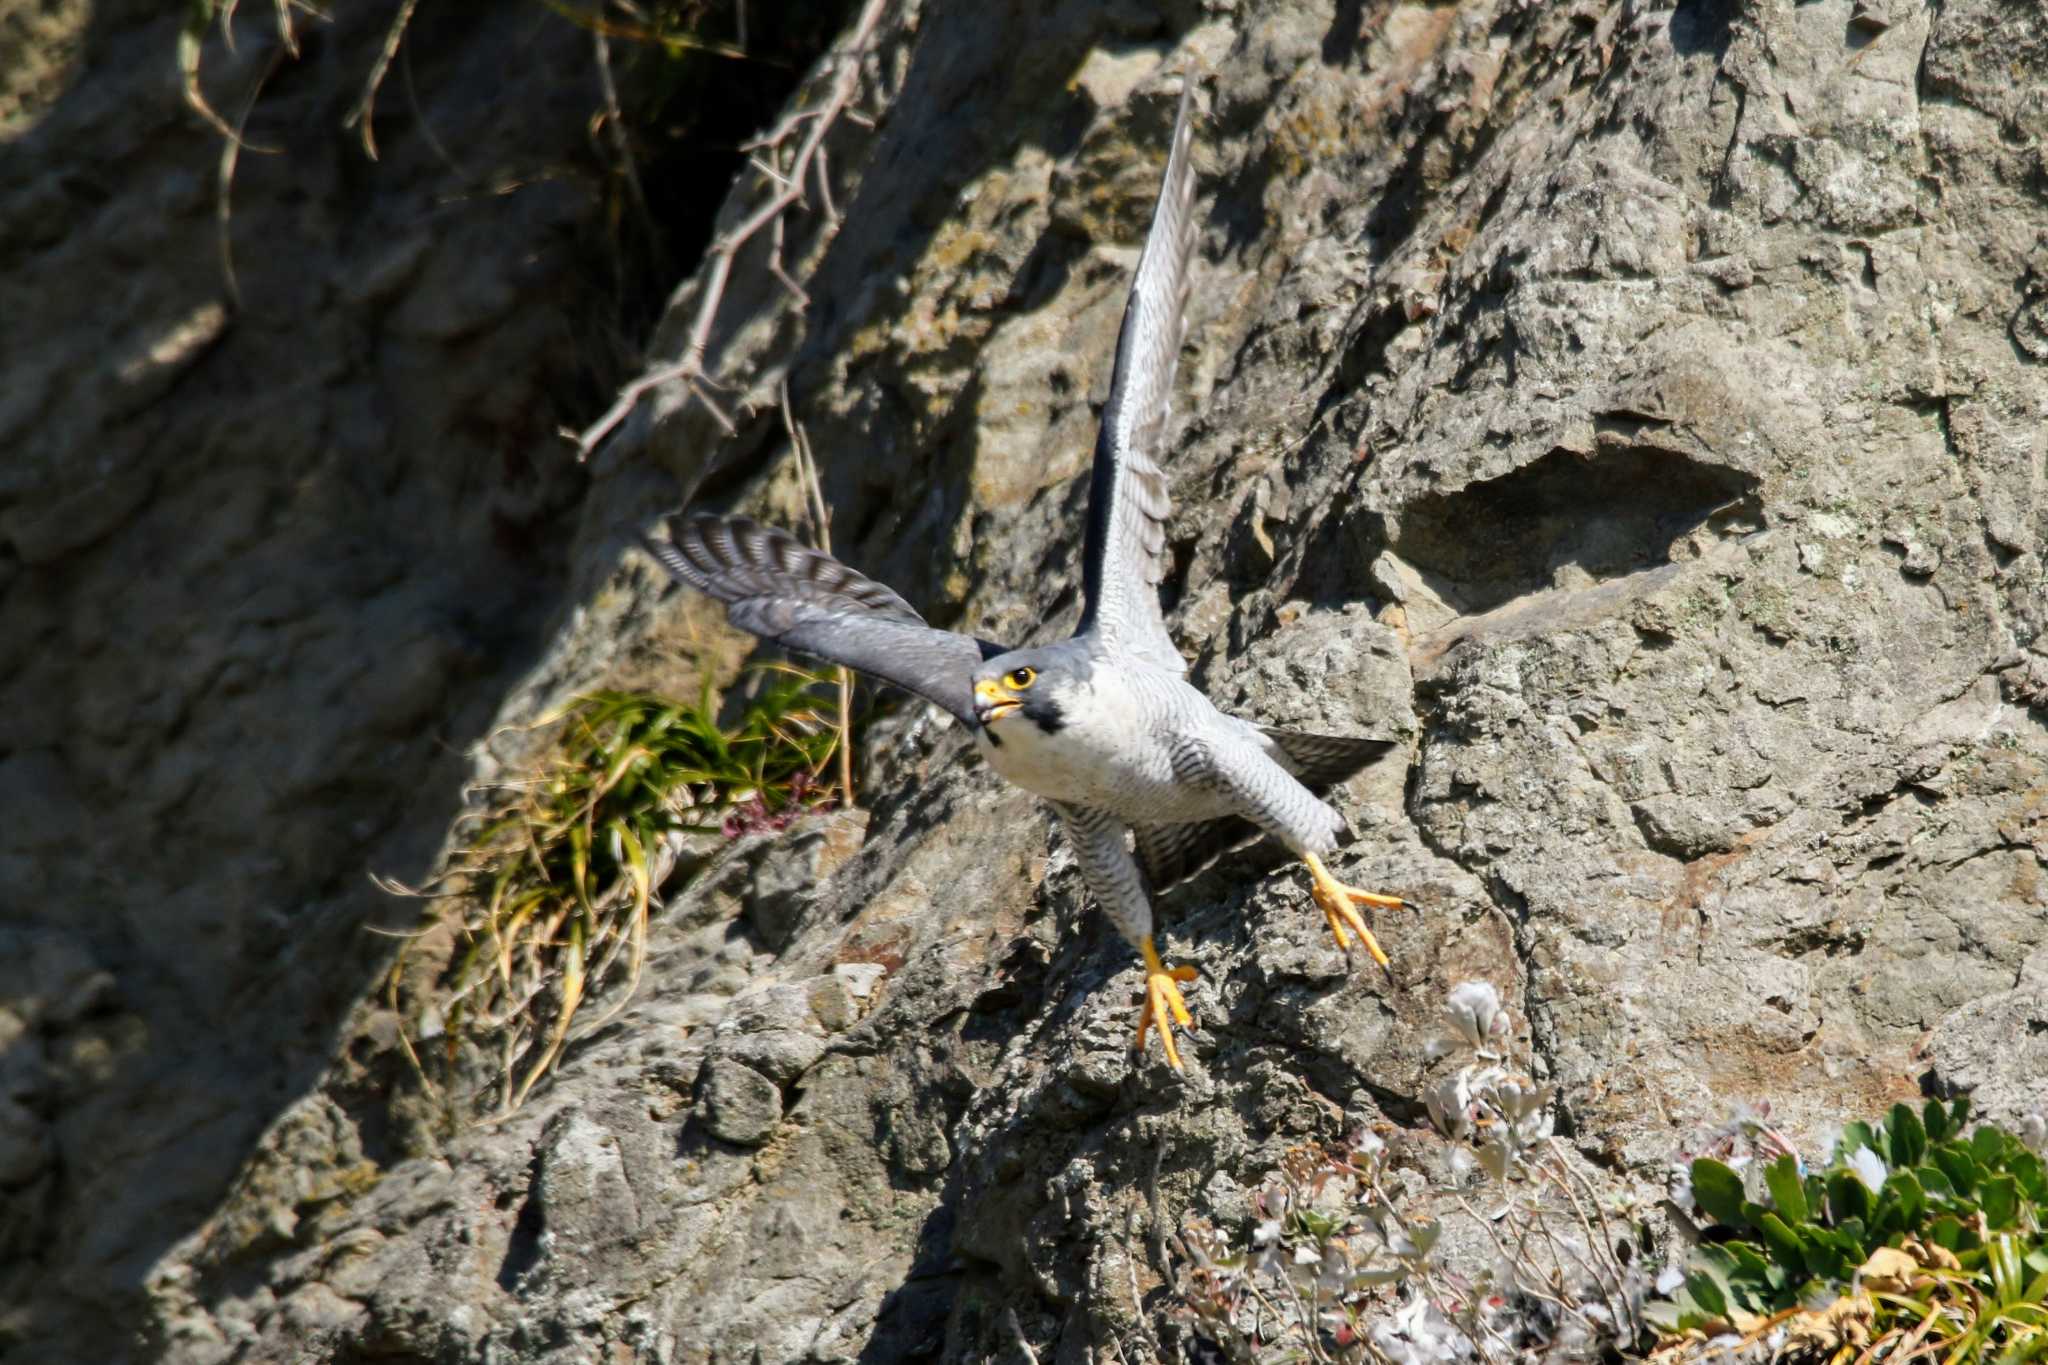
[687,377,738,435]
[767,214,811,307]
[572,0,890,462]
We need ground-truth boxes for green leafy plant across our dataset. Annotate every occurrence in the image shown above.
[384,668,845,1114]
[1649,1098,2048,1362]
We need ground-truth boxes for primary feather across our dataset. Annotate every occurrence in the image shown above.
[638,515,1007,727]
[1076,81,1201,675]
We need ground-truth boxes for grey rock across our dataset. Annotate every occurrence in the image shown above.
[742,808,871,949]
[832,961,887,1001]
[0,1094,49,1186]
[805,975,858,1034]
[699,1057,783,1147]
[1930,945,2048,1123]
[0,0,612,1355]
[0,457,159,565]
[709,984,829,1085]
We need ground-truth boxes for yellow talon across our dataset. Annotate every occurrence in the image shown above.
[1134,936,1198,1070]
[1304,851,1405,973]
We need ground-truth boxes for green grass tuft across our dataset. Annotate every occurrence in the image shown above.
[386,666,846,1114]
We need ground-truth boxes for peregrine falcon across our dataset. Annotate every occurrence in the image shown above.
[640,81,1403,1069]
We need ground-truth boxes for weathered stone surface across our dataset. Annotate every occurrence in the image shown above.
[699,1056,784,1146]
[743,808,873,948]
[8,0,2048,1360]
[1930,945,2048,1120]
[0,0,613,1357]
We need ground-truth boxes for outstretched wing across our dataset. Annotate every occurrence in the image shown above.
[639,514,1007,727]
[1132,730,1396,889]
[1076,79,1200,675]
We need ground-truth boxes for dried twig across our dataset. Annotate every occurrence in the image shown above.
[781,380,856,808]
[1543,1143,1643,1339]
[572,0,889,462]
[215,43,286,305]
[591,26,660,268]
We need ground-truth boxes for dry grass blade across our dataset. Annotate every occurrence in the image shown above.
[544,0,764,63]
[343,0,422,160]
[178,2,239,139]
[574,819,654,1039]
[509,914,584,1112]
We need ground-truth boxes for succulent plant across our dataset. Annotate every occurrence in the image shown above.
[1649,1098,2048,1361]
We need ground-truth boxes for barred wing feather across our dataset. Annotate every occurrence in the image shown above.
[1078,81,1200,674]
[1132,731,1395,889]
[639,514,1006,727]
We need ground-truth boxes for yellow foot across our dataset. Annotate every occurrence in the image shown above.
[1303,851,1405,972]
[1134,936,1198,1070]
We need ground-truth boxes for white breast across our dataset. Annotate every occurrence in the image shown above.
[972,669,1235,822]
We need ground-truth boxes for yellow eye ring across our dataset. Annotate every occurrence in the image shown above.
[1005,666,1037,690]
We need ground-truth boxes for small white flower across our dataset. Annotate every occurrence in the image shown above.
[1425,1071,1474,1139]
[1655,1266,1686,1295]
[1491,1077,1551,1123]
[1668,1167,1697,1216]
[1848,1144,1888,1191]
[1372,1292,1475,1363]
[1253,1219,1282,1247]
[1444,981,1503,1051]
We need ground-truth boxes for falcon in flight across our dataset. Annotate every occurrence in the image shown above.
[641,81,1403,1069]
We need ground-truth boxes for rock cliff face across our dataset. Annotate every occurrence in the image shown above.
[4,0,2045,1361]
[1,0,605,1356]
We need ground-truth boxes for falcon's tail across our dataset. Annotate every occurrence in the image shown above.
[640,514,927,625]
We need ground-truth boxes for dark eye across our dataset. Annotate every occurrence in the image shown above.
[1006,666,1037,690]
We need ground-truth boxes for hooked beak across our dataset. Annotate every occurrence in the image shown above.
[973,677,1021,726]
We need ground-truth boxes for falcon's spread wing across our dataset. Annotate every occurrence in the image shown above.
[1133,730,1395,889]
[1077,81,1200,675]
[639,514,1007,727]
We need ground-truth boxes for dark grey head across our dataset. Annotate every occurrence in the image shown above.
[970,643,1094,741]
